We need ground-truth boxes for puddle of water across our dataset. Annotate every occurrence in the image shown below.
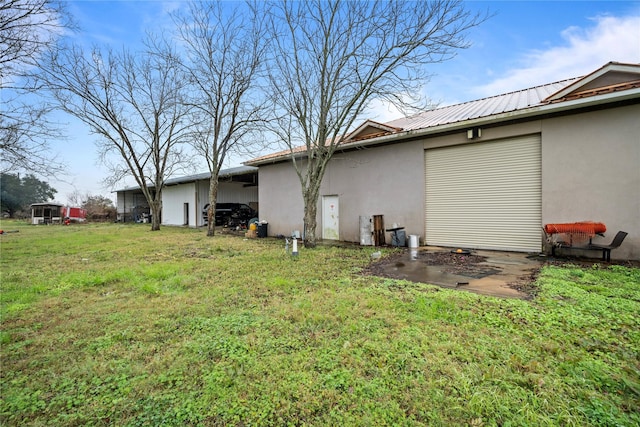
[485,259,526,266]
[386,260,472,289]
[377,249,543,298]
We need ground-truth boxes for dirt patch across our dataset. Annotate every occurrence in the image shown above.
[365,250,499,278]
[364,249,639,299]
[416,251,502,278]
[364,250,539,297]
[506,268,542,298]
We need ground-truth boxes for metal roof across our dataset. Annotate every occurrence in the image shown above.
[163,171,211,186]
[30,202,64,207]
[115,165,258,192]
[385,78,580,131]
[164,165,257,186]
[246,78,580,165]
[246,62,640,166]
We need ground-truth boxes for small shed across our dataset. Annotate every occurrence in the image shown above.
[30,203,64,225]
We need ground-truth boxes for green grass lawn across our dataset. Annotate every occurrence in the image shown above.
[1,221,638,426]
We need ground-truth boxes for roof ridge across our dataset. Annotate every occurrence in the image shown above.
[397,76,582,122]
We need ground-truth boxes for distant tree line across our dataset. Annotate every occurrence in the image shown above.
[1,173,56,217]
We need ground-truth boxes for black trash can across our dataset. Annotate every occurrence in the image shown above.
[391,230,406,247]
[257,222,268,238]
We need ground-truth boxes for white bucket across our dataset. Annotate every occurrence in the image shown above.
[408,235,419,248]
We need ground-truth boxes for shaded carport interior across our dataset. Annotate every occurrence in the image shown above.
[115,188,151,223]
[114,166,258,223]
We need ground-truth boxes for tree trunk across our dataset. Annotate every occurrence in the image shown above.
[150,199,162,231]
[206,177,219,237]
[302,186,319,248]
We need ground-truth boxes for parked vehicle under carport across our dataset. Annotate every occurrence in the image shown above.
[202,203,258,228]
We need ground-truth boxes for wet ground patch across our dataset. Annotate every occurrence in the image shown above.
[364,248,639,299]
[363,249,541,298]
[365,250,502,280]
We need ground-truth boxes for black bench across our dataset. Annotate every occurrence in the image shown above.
[587,231,628,262]
[547,230,628,261]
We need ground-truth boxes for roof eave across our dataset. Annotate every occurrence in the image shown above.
[116,166,259,191]
[546,62,640,101]
[245,150,307,167]
[30,202,64,207]
[365,88,640,146]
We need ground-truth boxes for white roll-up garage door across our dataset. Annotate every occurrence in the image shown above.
[425,135,541,252]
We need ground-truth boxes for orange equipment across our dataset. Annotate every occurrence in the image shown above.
[544,221,606,245]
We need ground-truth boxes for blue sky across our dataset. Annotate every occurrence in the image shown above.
[51,0,640,203]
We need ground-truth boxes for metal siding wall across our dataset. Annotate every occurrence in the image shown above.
[425,135,541,252]
[117,192,125,214]
[199,182,258,205]
[162,183,196,226]
[195,180,213,227]
[217,182,258,203]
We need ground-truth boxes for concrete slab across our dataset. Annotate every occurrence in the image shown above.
[371,247,545,299]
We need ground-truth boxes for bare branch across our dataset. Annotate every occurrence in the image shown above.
[265,0,485,247]
[36,36,193,230]
[0,0,75,177]
[172,0,268,236]
[0,0,74,81]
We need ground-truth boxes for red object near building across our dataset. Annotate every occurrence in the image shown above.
[62,206,87,222]
[544,221,607,246]
[544,222,606,236]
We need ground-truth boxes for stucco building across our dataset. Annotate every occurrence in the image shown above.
[246,62,640,260]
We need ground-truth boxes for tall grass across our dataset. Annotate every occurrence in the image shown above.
[1,220,638,426]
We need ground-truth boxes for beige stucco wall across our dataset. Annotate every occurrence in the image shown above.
[319,142,426,242]
[258,124,545,244]
[257,161,306,235]
[257,103,640,259]
[257,140,426,241]
[541,104,640,260]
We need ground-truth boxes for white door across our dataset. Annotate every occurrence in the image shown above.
[322,195,340,240]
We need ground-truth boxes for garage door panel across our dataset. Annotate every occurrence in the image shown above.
[425,135,541,252]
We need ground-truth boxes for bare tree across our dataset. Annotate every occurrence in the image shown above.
[0,99,64,175]
[0,0,74,176]
[65,189,83,207]
[0,0,72,77]
[173,1,267,236]
[82,194,116,221]
[36,37,192,230]
[265,0,484,247]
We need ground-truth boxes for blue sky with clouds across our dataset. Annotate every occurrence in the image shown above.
[51,0,640,203]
